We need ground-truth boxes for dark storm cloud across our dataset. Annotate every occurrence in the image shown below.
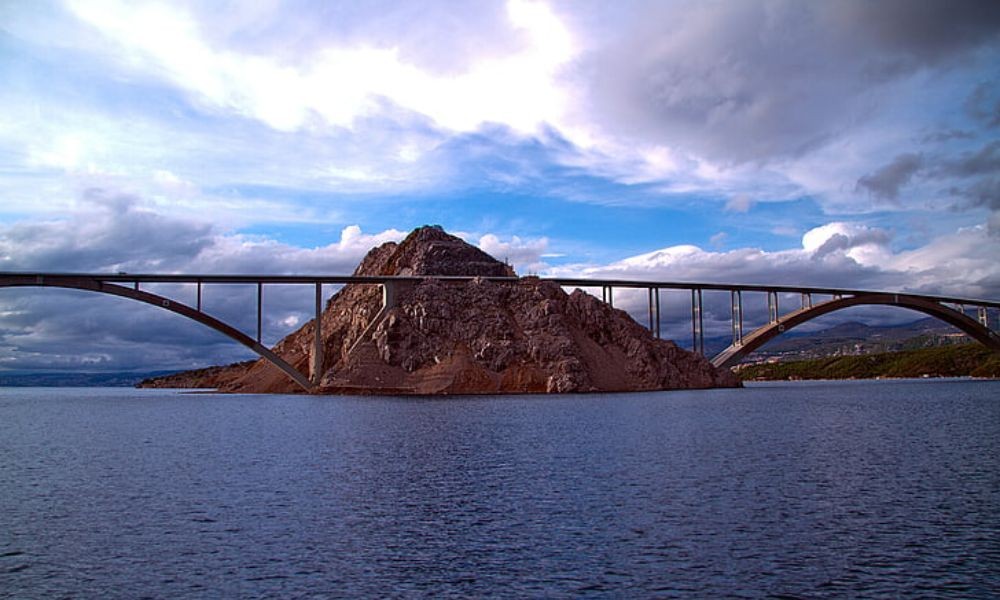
[955,178,1000,211]
[812,230,892,259]
[0,188,214,272]
[582,0,1000,164]
[940,141,1000,178]
[922,129,975,143]
[965,82,1000,128]
[855,153,924,203]
[0,189,403,371]
[0,288,247,371]
[934,142,1000,218]
[827,0,1000,66]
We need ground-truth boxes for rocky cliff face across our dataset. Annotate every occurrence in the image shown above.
[145,226,739,393]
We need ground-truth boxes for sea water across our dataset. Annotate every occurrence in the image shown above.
[1,379,998,597]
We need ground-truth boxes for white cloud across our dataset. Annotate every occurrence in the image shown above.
[28,134,85,171]
[5,0,995,228]
[724,195,754,213]
[65,0,576,135]
[476,233,549,274]
[800,222,892,266]
[0,187,410,280]
[561,221,899,288]
[890,224,1000,297]
[548,219,1000,331]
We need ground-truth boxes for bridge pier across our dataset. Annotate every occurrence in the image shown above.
[691,288,704,355]
[767,291,778,323]
[731,290,743,347]
[602,285,614,308]
[256,283,263,343]
[647,287,655,332]
[656,288,661,338]
[343,280,404,359]
[650,287,660,338]
[311,283,323,384]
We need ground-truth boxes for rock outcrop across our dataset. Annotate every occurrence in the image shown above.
[142,226,739,394]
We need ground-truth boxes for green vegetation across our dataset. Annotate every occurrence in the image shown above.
[738,343,1000,381]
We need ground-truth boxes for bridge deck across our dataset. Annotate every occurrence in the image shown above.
[5,272,1000,309]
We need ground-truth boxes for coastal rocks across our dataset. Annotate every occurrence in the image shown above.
[143,225,739,394]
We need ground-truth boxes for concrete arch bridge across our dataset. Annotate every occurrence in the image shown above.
[2,272,998,391]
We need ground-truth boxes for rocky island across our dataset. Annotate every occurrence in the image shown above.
[141,226,739,394]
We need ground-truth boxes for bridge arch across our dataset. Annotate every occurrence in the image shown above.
[0,279,313,391]
[712,293,1000,369]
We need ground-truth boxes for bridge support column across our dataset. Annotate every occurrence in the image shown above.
[801,292,812,309]
[311,282,323,385]
[343,279,407,359]
[648,288,654,331]
[731,290,743,347]
[383,280,400,309]
[691,288,704,355]
[256,282,263,343]
[655,288,661,338]
[602,285,614,308]
[768,291,778,323]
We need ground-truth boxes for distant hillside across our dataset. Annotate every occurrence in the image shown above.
[700,317,972,362]
[0,370,182,387]
[137,361,255,389]
[754,318,969,357]
[738,343,1000,381]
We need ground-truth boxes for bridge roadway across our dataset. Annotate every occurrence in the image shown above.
[2,272,999,391]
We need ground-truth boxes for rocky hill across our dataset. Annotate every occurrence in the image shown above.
[141,226,739,394]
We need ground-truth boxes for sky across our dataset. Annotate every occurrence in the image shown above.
[1,0,999,371]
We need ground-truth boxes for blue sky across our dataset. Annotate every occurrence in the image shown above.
[1,0,999,371]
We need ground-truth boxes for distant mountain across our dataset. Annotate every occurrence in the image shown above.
[0,370,183,387]
[701,317,971,363]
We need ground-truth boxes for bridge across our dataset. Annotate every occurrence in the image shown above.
[2,272,999,391]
